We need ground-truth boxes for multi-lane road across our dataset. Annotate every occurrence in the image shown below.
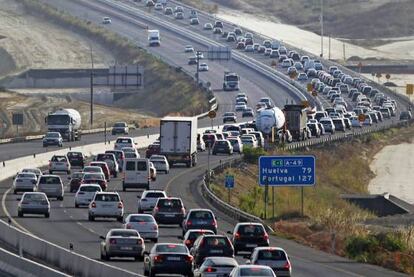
[0,0,409,276]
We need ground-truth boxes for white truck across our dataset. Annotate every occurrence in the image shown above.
[148,29,160,47]
[45,109,81,141]
[159,116,197,168]
[223,72,240,91]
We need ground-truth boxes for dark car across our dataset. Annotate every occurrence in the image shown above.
[69,172,84,192]
[67,151,85,168]
[182,209,217,236]
[242,108,254,118]
[332,118,346,132]
[223,112,237,123]
[190,235,234,267]
[212,140,233,155]
[228,223,269,254]
[145,144,161,158]
[152,197,185,225]
[182,229,215,250]
[143,243,193,277]
[202,133,217,148]
[81,173,107,191]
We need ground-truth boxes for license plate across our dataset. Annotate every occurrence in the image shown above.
[164,214,175,217]
[198,221,207,225]
[167,256,181,261]
[210,249,223,254]
[120,247,132,250]
[246,244,257,247]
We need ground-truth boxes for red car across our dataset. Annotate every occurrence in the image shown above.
[145,144,160,158]
[81,173,107,191]
[89,161,110,181]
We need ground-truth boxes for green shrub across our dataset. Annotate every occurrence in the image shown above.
[345,236,379,259]
[243,147,267,164]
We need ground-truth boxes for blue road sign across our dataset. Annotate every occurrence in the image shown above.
[225,175,234,189]
[259,155,315,186]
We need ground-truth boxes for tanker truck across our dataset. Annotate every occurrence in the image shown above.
[45,109,81,141]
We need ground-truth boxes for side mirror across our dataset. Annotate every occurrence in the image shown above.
[99,236,105,240]
[245,260,251,264]
[227,231,232,235]
[16,198,21,201]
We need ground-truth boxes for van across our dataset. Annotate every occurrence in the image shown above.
[122,158,150,191]
[36,175,64,200]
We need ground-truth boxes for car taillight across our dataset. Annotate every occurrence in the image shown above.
[212,219,217,227]
[284,260,291,269]
[137,238,143,245]
[186,220,192,226]
[154,207,159,213]
[263,233,269,240]
[184,255,193,263]
[153,225,158,230]
[91,202,96,208]
[48,162,51,168]
[109,238,116,244]
[185,239,192,246]
[118,202,123,209]
[21,201,29,204]
[204,267,217,273]
[154,255,163,263]
[234,232,240,240]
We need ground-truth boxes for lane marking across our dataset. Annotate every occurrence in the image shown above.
[1,187,33,235]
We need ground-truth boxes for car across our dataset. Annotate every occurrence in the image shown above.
[149,155,170,174]
[319,118,335,134]
[253,43,260,51]
[81,172,107,191]
[143,243,193,277]
[306,123,321,138]
[17,192,50,218]
[83,165,103,175]
[69,171,84,193]
[212,140,233,155]
[149,162,157,181]
[21,168,42,180]
[182,229,215,249]
[269,50,280,59]
[185,45,194,53]
[74,184,101,207]
[202,133,217,148]
[42,132,63,147]
[343,117,352,129]
[100,229,144,261]
[227,137,243,153]
[190,17,200,25]
[400,111,412,121]
[228,223,269,254]
[124,214,159,242]
[213,27,223,34]
[96,153,119,177]
[249,247,292,277]
[154,3,163,10]
[146,0,155,6]
[249,131,264,147]
[175,12,184,19]
[236,42,245,50]
[197,134,206,152]
[229,265,276,277]
[145,144,160,158]
[235,104,247,112]
[88,192,124,221]
[111,122,129,135]
[48,155,71,174]
[264,48,272,56]
[66,151,85,168]
[258,46,266,53]
[138,190,167,213]
[174,6,184,13]
[190,235,234,267]
[152,197,185,225]
[332,118,346,131]
[36,175,64,201]
[102,17,111,24]
[245,45,254,52]
[164,7,173,15]
[13,172,37,194]
[240,135,257,148]
[123,147,140,159]
[182,209,217,236]
[188,56,198,65]
[242,108,254,118]
[114,137,136,151]
[89,161,110,181]
[203,23,213,30]
[297,72,308,81]
[198,62,209,71]
[194,257,239,277]
[214,21,224,28]
[223,112,237,123]
[105,150,125,172]
[350,116,362,128]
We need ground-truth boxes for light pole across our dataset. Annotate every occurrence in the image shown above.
[196,50,201,86]
[89,44,94,127]
[320,0,324,58]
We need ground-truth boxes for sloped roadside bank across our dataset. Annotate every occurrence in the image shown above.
[208,125,414,274]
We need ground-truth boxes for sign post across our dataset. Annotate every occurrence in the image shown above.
[259,155,316,217]
[12,113,23,136]
[225,175,234,203]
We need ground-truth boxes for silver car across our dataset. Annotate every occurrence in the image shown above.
[137,190,167,213]
[74,184,102,207]
[227,137,243,153]
[36,175,64,201]
[13,172,37,194]
[229,265,276,277]
[194,257,238,277]
[149,155,170,174]
[21,168,42,180]
[100,229,145,261]
[49,155,71,174]
[124,214,159,242]
[249,247,292,277]
[18,192,50,218]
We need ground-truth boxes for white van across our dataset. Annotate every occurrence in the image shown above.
[122,158,150,191]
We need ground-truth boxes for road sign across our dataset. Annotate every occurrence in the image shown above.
[259,155,316,186]
[225,175,234,189]
[208,110,216,119]
[12,113,23,125]
[358,114,366,122]
[407,84,414,95]
[306,83,313,92]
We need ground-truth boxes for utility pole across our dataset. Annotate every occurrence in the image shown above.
[320,0,324,58]
[196,50,200,86]
[90,44,94,127]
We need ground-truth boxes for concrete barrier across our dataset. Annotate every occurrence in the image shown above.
[0,246,70,277]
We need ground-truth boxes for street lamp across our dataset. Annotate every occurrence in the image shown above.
[320,0,324,58]
[89,44,94,127]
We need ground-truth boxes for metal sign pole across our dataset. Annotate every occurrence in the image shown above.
[228,188,231,203]
[272,186,275,219]
[301,187,304,217]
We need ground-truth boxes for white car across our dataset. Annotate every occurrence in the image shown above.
[21,168,42,180]
[249,247,292,277]
[13,172,37,194]
[102,17,111,24]
[75,184,102,208]
[88,192,124,222]
[350,116,362,128]
[49,155,71,174]
[154,3,163,10]
[203,23,213,30]
[227,137,243,153]
[114,137,136,151]
[149,155,170,174]
[235,104,247,112]
[122,147,140,159]
[229,265,276,277]
[83,166,104,175]
[137,190,167,213]
[194,257,238,277]
[198,63,209,72]
[184,45,194,53]
[240,135,257,148]
[124,214,159,242]
[197,136,206,151]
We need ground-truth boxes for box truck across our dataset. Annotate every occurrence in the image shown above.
[148,29,160,46]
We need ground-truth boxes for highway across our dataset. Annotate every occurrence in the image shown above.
[0,0,408,276]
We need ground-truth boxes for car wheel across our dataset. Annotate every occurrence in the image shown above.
[58,196,64,201]
[152,238,158,243]
[117,216,123,222]
[138,208,143,213]
[45,212,50,218]
[100,252,107,261]
[114,172,118,178]
[88,215,94,221]
[49,170,53,174]
[18,211,23,217]
[67,170,71,175]
[13,190,17,195]
[149,269,156,277]
[75,203,79,208]
[144,267,149,277]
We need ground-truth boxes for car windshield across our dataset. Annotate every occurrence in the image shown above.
[189,210,213,219]
[23,194,47,201]
[95,194,119,202]
[158,199,182,208]
[114,123,126,127]
[84,173,103,180]
[116,138,132,144]
[67,152,82,158]
[110,230,138,237]
[240,268,274,276]
[97,154,114,161]
[46,133,60,138]
[145,192,165,198]
[156,244,187,253]
[187,230,214,240]
[216,141,228,146]
[79,186,101,192]
[51,156,66,162]
[72,173,84,179]
[47,114,69,125]
[17,173,35,178]
[239,225,265,235]
[39,176,60,184]
[203,237,230,247]
[258,249,287,260]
